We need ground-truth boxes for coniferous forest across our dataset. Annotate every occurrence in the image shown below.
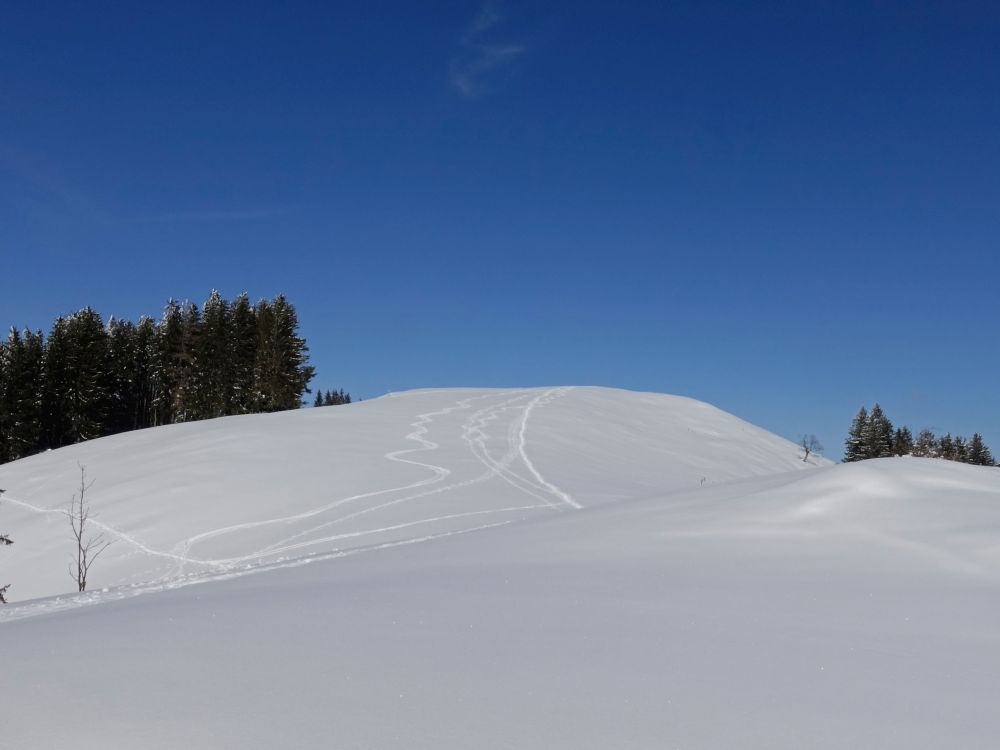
[0,290,316,466]
[844,403,995,466]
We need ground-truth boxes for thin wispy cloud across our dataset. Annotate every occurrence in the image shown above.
[450,2,525,98]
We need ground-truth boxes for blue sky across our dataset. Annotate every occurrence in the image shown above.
[2,1,998,457]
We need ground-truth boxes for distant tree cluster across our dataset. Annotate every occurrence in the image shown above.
[0,291,315,466]
[844,403,995,466]
[314,388,352,407]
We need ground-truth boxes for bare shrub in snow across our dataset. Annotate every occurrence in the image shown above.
[66,465,112,593]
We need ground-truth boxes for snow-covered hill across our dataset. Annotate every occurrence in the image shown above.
[2,387,999,749]
[0,386,820,603]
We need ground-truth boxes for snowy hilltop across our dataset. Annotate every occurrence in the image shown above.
[1,386,998,749]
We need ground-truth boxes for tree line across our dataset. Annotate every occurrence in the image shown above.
[0,290,317,466]
[314,388,352,407]
[844,403,995,466]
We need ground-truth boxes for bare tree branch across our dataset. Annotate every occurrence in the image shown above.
[64,464,112,592]
[801,434,823,463]
[1,488,11,602]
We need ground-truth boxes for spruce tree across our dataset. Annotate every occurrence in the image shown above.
[953,436,968,463]
[152,300,184,426]
[314,390,323,408]
[107,318,140,435]
[892,426,913,457]
[912,429,936,458]
[844,406,868,462]
[61,307,111,443]
[172,302,202,422]
[40,316,73,449]
[967,433,995,466]
[0,336,7,463]
[937,433,955,460]
[133,316,158,429]
[0,329,43,461]
[228,293,258,415]
[190,290,231,419]
[863,403,894,459]
[253,295,314,411]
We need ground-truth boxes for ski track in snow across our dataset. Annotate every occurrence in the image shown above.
[0,387,580,617]
[0,517,520,624]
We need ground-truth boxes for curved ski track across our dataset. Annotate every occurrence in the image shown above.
[0,388,580,618]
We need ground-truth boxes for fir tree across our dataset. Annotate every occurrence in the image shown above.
[953,435,968,463]
[314,390,323,408]
[152,300,184,426]
[107,318,139,435]
[61,307,111,443]
[228,293,257,415]
[0,329,44,461]
[172,302,202,422]
[40,316,73,449]
[911,429,937,458]
[253,295,314,411]
[863,403,894,459]
[190,290,231,419]
[967,433,995,466]
[844,406,868,462]
[937,433,955,460]
[133,316,158,429]
[892,426,913,457]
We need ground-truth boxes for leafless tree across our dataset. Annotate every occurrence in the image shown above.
[1,488,11,603]
[801,434,823,462]
[65,465,112,592]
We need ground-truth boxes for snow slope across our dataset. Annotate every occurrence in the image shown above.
[3,387,999,749]
[0,386,819,603]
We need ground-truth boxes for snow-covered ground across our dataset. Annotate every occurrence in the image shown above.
[1,386,998,748]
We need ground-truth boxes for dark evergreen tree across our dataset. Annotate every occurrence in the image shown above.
[172,302,202,422]
[891,426,913,457]
[228,292,257,415]
[151,300,185,426]
[190,290,231,419]
[844,406,868,462]
[863,403,894,459]
[937,433,955,460]
[253,295,314,411]
[40,316,73,449]
[953,435,968,463]
[0,329,43,461]
[967,433,995,466]
[313,390,323,407]
[61,307,111,443]
[0,338,6,464]
[107,318,140,435]
[133,316,158,429]
[911,429,937,458]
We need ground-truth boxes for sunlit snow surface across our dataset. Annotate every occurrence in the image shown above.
[1,387,998,749]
